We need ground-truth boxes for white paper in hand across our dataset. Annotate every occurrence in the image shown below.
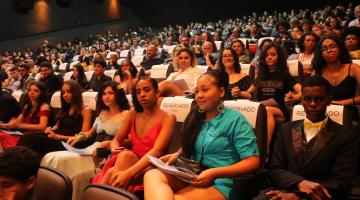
[148,155,197,183]
[61,141,96,156]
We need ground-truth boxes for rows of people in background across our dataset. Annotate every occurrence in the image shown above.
[0,2,360,200]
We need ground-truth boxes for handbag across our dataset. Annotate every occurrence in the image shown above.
[174,156,208,175]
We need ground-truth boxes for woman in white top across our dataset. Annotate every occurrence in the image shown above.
[159,48,203,96]
[41,81,131,200]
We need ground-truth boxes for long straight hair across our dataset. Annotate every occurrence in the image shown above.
[57,80,83,121]
[23,81,48,122]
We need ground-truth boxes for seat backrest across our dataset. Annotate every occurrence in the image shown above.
[69,61,79,70]
[35,166,72,200]
[50,91,62,109]
[164,45,177,55]
[85,71,95,81]
[195,65,209,74]
[224,100,268,167]
[214,41,222,51]
[287,60,304,82]
[150,64,170,81]
[257,37,275,47]
[133,48,145,56]
[81,184,139,200]
[104,69,117,79]
[63,71,73,81]
[291,104,352,128]
[58,63,69,72]
[131,55,145,67]
[287,59,299,76]
[126,94,133,107]
[119,50,131,59]
[241,63,251,75]
[72,55,80,62]
[82,92,98,111]
[352,59,360,65]
[117,58,126,66]
[11,90,24,102]
[160,97,194,153]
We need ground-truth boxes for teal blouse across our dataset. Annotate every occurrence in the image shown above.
[193,107,259,200]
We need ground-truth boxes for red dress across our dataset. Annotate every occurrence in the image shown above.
[0,108,50,149]
[92,113,162,185]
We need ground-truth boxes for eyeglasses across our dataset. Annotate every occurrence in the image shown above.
[320,44,337,52]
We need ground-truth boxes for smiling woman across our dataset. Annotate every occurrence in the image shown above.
[144,70,259,200]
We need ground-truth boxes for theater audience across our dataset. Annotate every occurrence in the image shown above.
[0,81,50,149]
[18,80,92,156]
[254,43,301,152]
[140,45,164,71]
[254,76,359,200]
[88,60,112,92]
[70,64,89,91]
[0,71,21,123]
[342,26,360,59]
[18,63,34,92]
[114,59,138,94]
[38,61,62,98]
[41,81,130,200]
[230,39,251,64]
[218,48,254,100]
[92,77,175,192]
[0,146,41,200]
[312,34,360,120]
[159,48,203,97]
[288,32,319,79]
[144,70,260,200]
[198,41,217,69]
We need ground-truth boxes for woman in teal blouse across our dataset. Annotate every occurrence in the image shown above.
[144,70,260,200]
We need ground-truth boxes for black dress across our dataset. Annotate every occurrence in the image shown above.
[18,112,84,157]
[225,75,253,100]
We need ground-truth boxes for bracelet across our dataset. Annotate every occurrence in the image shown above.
[75,132,88,141]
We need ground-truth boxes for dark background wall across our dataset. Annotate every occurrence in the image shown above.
[0,0,354,52]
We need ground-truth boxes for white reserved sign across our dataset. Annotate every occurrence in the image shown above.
[82,92,98,111]
[292,104,344,125]
[224,100,260,128]
[150,64,170,79]
[160,97,194,122]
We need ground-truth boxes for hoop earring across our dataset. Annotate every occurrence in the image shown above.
[217,101,225,113]
[198,108,205,113]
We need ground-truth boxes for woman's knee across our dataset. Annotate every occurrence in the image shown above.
[117,150,138,160]
[144,169,165,183]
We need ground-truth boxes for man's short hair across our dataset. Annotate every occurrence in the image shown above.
[39,61,52,69]
[302,75,331,95]
[0,146,40,183]
[94,60,107,68]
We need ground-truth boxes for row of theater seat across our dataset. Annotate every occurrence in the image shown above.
[32,96,352,200]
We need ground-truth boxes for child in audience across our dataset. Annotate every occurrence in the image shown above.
[0,81,50,150]
[92,77,175,192]
[144,70,260,200]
